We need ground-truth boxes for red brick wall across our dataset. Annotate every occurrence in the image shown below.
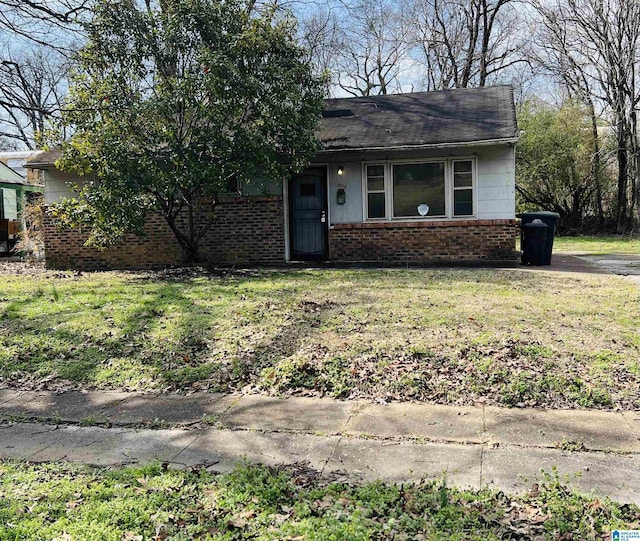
[43,196,285,270]
[44,199,514,269]
[195,197,285,265]
[43,210,182,270]
[329,219,516,264]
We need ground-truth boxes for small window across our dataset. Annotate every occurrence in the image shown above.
[393,162,445,218]
[366,164,386,219]
[300,182,316,197]
[453,160,474,216]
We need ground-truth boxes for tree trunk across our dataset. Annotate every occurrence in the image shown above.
[163,211,202,266]
[631,110,640,231]
[616,118,629,233]
[181,241,201,265]
[587,99,605,229]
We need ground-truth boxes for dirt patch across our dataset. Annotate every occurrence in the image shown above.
[0,259,49,277]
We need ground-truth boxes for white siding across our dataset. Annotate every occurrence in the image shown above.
[321,144,515,225]
[44,169,84,204]
[327,161,364,224]
[476,146,516,220]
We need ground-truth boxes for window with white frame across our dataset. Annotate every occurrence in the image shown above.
[393,162,446,218]
[365,164,386,219]
[453,160,474,216]
[364,158,475,220]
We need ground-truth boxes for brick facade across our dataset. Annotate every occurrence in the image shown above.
[44,197,515,270]
[329,219,517,265]
[43,210,182,270]
[43,196,285,270]
[195,196,285,265]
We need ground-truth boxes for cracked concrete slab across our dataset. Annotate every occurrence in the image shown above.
[482,445,640,506]
[621,411,640,437]
[0,422,69,460]
[3,419,640,504]
[345,403,484,443]
[219,395,356,433]
[484,407,639,453]
[98,393,237,425]
[0,423,208,466]
[0,391,131,423]
[578,254,640,276]
[32,426,202,465]
[324,438,482,488]
[171,429,339,472]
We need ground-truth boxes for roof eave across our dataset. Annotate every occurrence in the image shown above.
[0,179,37,187]
[27,162,57,170]
[317,136,520,154]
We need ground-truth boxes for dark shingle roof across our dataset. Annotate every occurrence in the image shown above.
[29,86,517,167]
[318,86,518,152]
[28,148,62,169]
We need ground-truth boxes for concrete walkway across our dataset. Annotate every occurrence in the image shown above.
[1,390,639,504]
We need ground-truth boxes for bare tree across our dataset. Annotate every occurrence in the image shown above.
[0,1,87,149]
[528,1,605,227]
[0,48,69,149]
[0,0,88,52]
[298,6,340,93]
[331,0,412,96]
[532,0,640,232]
[412,0,523,90]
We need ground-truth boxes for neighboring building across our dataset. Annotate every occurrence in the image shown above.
[0,150,44,185]
[30,85,518,270]
[0,152,44,255]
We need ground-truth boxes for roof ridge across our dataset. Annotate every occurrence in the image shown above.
[323,85,513,104]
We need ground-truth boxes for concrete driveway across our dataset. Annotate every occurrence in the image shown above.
[578,253,640,279]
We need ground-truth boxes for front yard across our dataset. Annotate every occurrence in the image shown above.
[1,262,638,409]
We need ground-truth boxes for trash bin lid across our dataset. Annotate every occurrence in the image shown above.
[522,221,548,228]
[516,211,560,219]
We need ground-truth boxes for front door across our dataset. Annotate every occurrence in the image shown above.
[289,168,328,261]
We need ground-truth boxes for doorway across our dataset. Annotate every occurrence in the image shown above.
[288,167,328,261]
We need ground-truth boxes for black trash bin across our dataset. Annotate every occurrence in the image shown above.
[517,211,560,265]
[521,221,548,266]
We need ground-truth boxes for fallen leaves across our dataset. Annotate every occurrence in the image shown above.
[1,267,638,411]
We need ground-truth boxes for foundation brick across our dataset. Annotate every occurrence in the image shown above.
[328,219,517,265]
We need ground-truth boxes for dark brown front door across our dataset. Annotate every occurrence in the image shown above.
[289,168,328,261]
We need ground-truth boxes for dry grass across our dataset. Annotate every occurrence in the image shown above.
[0,262,638,409]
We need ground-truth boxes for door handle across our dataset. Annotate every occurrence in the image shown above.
[320,211,326,223]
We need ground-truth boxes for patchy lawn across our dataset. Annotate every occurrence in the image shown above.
[0,264,639,409]
[554,235,640,255]
[1,460,638,541]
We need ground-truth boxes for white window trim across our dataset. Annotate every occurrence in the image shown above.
[362,162,388,221]
[361,156,478,222]
[451,158,476,218]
